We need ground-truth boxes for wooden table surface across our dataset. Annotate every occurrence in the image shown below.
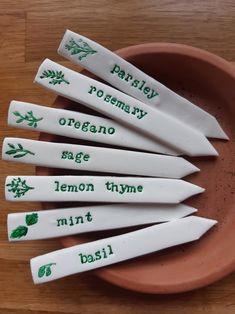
[1,1,235,313]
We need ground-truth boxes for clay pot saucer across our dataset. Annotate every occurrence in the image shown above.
[37,43,235,294]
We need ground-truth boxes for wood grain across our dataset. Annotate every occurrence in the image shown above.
[0,0,235,313]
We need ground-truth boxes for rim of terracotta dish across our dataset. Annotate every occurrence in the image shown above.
[38,42,235,294]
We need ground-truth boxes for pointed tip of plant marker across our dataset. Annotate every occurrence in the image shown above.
[192,184,205,195]
[189,138,219,157]
[181,205,198,217]
[177,180,205,203]
[206,142,219,157]
[186,216,217,239]
[192,181,205,193]
[209,117,229,140]
[217,128,229,140]
[196,186,205,195]
[182,159,200,177]
[194,165,200,172]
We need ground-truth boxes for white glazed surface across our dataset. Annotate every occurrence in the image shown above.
[7,203,197,240]
[2,137,199,178]
[34,59,218,156]
[8,100,179,155]
[30,216,217,284]
[58,29,227,140]
[5,176,204,203]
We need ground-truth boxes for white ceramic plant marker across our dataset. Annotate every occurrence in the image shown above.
[8,100,179,156]
[2,137,199,178]
[7,203,197,241]
[58,29,227,140]
[34,59,218,157]
[5,176,204,203]
[30,216,217,284]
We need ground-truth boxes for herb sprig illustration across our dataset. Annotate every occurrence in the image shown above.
[6,177,34,198]
[13,110,43,128]
[5,143,35,159]
[65,38,97,60]
[10,213,38,239]
[40,70,70,85]
[10,226,28,239]
[38,263,56,278]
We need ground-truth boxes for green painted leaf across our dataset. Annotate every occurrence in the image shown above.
[46,267,52,276]
[13,111,21,117]
[26,213,38,226]
[38,263,56,278]
[8,143,15,149]
[38,265,46,278]
[10,225,28,239]
[5,149,16,155]
[13,153,27,158]
[16,118,24,123]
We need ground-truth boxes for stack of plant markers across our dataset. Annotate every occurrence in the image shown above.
[3,30,228,284]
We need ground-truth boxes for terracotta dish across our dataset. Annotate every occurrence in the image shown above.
[36,43,235,294]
